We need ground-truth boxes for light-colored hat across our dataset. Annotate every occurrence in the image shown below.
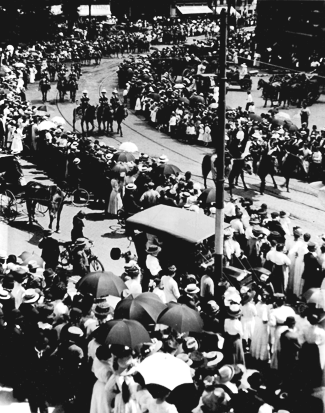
[73,158,80,164]
[214,364,235,384]
[184,284,200,294]
[158,155,169,163]
[126,183,137,190]
[22,288,40,304]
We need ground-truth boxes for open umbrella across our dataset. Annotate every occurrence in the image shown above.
[19,251,44,267]
[287,122,299,132]
[119,142,139,153]
[148,92,160,102]
[198,187,217,204]
[275,111,291,121]
[51,116,66,126]
[209,102,218,109]
[38,120,56,131]
[104,319,150,348]
[157,303,204,333]
[77,271,127,298]
[117,152,135,163]
[190,95,205,104]
[179,97,190,105]
[303,288,325,310]
[157,163,181,176]
[137,352,193,391]
[112,162,130,174]
[248,113,263,122]
[114,292,167,325]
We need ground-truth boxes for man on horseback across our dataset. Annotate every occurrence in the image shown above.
[99,89,109,107]
[80,90,90,114]
[110,89,120,110]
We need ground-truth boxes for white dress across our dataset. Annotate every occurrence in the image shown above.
[135,97,142,111]
[287,239,303,293]
[90,357,113,413]
[250,302,269,361]
[11,128,24,153]
[108,179,123,215]
[293,241,308,296]
[241,301,257,341]
[203,125,212,143]
[197,125,205,142]
[29,66,37,83]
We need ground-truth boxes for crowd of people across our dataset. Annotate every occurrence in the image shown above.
[1,12,325,413]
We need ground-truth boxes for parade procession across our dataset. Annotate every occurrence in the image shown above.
[2,1,325,413]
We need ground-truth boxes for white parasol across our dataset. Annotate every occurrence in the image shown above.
[38,120,56,131]
[119,142,139,153]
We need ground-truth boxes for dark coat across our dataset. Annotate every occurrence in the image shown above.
[302,252,323,292]
[38,236,60,269]
[265,220,286,242]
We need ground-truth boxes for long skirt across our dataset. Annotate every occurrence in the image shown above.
[250,317,269,361]
[90,380,110,413]
[223,333,245,366]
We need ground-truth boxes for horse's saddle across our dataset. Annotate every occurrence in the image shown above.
[26,182,54,201]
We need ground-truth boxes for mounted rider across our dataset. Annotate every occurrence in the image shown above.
[99,89,109,107]
[69,69,78,82]
[39,74,51,91]
[110,88,120,109]
[80,90,90,113]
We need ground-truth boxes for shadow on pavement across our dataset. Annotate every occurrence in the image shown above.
[85,212,106,221]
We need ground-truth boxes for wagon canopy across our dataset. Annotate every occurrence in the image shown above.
[126,205,215,244]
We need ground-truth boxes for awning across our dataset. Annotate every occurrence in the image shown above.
[176,5,213,15]
[126,205,215,245]
[51,4,111,17]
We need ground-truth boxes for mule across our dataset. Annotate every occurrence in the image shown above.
[25,181,66,232]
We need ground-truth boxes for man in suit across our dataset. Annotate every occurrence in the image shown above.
[265,211,286,243]
[38,229,60,270]
[280,316,301,393]
[301,241,323,293]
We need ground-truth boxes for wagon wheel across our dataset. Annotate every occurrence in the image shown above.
[168,67,177,82]
[0,190,18,222]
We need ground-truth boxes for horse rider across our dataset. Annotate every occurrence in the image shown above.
[110,89,120,109]
[69,69,78,82]
[39,74,51,102]
[99,89,109,107]
[80,90,90,113]
[57,69,66,81]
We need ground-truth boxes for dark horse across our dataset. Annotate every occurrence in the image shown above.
[97,105,114,134]
[280,151,307,192]
[73,105,96,135]
[67,79,78,103]
[257,79,280,107]
[25,181,66,232]
[57,78,67,102]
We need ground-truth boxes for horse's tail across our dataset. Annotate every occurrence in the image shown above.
[202,154,212,181]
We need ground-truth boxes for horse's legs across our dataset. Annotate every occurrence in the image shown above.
[240,172,248,190]
[271,174,278,189]
[55,201,64,233]
[260,177,266,195]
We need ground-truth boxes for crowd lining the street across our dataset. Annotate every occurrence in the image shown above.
[2,13,325,413]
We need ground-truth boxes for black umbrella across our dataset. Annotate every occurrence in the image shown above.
[157,163,182,176]
[190,95,205,104]
[248,113,263,122]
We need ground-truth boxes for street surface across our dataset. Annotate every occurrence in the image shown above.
[1,43,325,412]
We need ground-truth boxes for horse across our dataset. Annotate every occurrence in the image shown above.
[73,104,97,135]
[25,181,66,232]
[278,80,291,108]
[39,81,51,103]
[57,77,67,102]
[48,63,57,82]
[257,79,280,107]
[67,79,78,103]
[93,50,102,65]
[97,105,115,134]
[257,149,279,195]
[114,104,128,137]
[280,151,307,192]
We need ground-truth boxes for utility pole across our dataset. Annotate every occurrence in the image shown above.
[214,8,227,286]
[88,2,92,39]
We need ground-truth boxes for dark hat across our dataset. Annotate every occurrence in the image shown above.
[271,211,279,219]
[94,302,111,319]
[44,229,53,236]
[241,290,256,306]
[308,241,317,251]
[2,274,15,291]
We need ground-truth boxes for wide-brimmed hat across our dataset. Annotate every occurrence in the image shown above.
[0,289,11,300]
[204,351,224,368]
[145,245,161,256]
[75,238,87,247]
[206,300,220,315]
[226,303,241,319]
[11,267,28,283]
[94,302,111,319]
[22,288,40,304]
[184,284,200,295]
[183,336,199,352]
[214,364,235,384]
[126,183,137,190]
[158,155,169,163]
[67,326,84,341]
[143,338,163,356]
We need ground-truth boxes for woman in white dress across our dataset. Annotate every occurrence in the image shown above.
[250,295,270,361]
[108,178,123,216]
[197,124,205,143]
[203,123,212,146]
[90,346,113,413]
[293,234,309,296]
[29,65,38,83]
[11,125,25,154]
[241,292,257,346]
